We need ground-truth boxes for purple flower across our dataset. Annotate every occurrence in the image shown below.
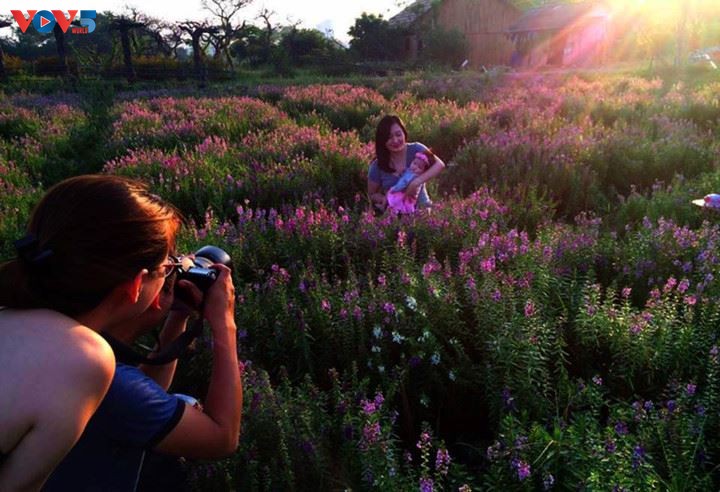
[632,445,645,469]
[383,302,396,315]
[416,431,432,451]
[419,477,434,492]
[512,459,531,481]
[696,405,706,416]
[321,299,331,312]
[592,375,603,386]
[361,400,377,415]
[486,441,502,461]
[360,422,381,450]
[664,276,677,293]
[374,392,384,407]
[614,421,628,436]
[435,448,451,476]
[622,287,632,298]
[667,400,677,413]
[686,383,697,396]
[678,279,690,294]
[606,439,617,453]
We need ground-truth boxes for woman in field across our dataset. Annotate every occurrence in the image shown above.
[367,115,446,213]
[0,175,179,490]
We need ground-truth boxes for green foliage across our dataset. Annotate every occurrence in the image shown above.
[348,14,402,62]
[278,28,346,68]
[422,27,468,68]
[0,159,42,260]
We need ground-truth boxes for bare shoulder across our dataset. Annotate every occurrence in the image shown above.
[2,309,115,389]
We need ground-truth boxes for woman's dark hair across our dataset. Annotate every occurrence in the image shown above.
[0,175,182,317]
[375,115,408,173]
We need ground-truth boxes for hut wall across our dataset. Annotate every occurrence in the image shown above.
[436,0,521,66]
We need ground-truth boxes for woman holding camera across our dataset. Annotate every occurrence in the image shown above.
[0,175,176,490]
[0,175,242,491]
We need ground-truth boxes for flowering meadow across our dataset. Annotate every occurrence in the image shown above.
[2,73,720,490]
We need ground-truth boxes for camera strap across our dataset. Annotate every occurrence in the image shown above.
[101,319,205,366]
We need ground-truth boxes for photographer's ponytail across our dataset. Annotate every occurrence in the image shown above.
[0,258,38,310]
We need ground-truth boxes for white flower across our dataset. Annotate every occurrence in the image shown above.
[371,345,381,353]
[378,365,385,373]
[373,325,383,339]
[405,295,417,311]
[431,353,441,365]
[392,331,405,344]
[448,371,456,381]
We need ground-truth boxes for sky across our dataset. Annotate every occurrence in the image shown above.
[8,1,410,44]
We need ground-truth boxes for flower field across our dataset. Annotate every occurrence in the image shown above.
[2,73,720,490]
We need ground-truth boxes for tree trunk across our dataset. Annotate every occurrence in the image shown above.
[192,33,206,88]
[120,27,137,83]
[53,24,69,77]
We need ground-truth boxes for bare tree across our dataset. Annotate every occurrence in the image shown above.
[202,0,253,69]
[161,23,187,59]
[110,17,145,83]
[179,21,219,87]
[52,23,69,77]
[256,7,277,64]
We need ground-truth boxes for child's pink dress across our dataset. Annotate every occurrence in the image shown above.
[387,191,416,214]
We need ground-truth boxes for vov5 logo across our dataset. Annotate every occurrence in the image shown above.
[11,10,96,34]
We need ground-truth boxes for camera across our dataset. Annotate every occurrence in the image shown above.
[175,245,233,293]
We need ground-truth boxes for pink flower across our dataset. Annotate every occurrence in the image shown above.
[524,300,536,318]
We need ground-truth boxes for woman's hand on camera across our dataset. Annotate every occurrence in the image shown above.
[170,279,203,316]
[203,264,236,331]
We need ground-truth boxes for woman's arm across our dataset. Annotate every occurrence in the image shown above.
[153,265,242,459]
[405,157,446,199]
[140,311,188,390]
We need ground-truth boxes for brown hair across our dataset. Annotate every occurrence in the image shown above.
[415,149,436,172]
[375,115,408,174]
[0,175,182,317]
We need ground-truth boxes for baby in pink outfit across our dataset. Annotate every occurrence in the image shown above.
[387,150,435,214]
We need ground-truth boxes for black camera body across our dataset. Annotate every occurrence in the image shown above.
[177,245,233,292]
[103,245,233,367]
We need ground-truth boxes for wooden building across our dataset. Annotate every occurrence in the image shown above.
[506,1,612,68]
[389,0,522,68]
